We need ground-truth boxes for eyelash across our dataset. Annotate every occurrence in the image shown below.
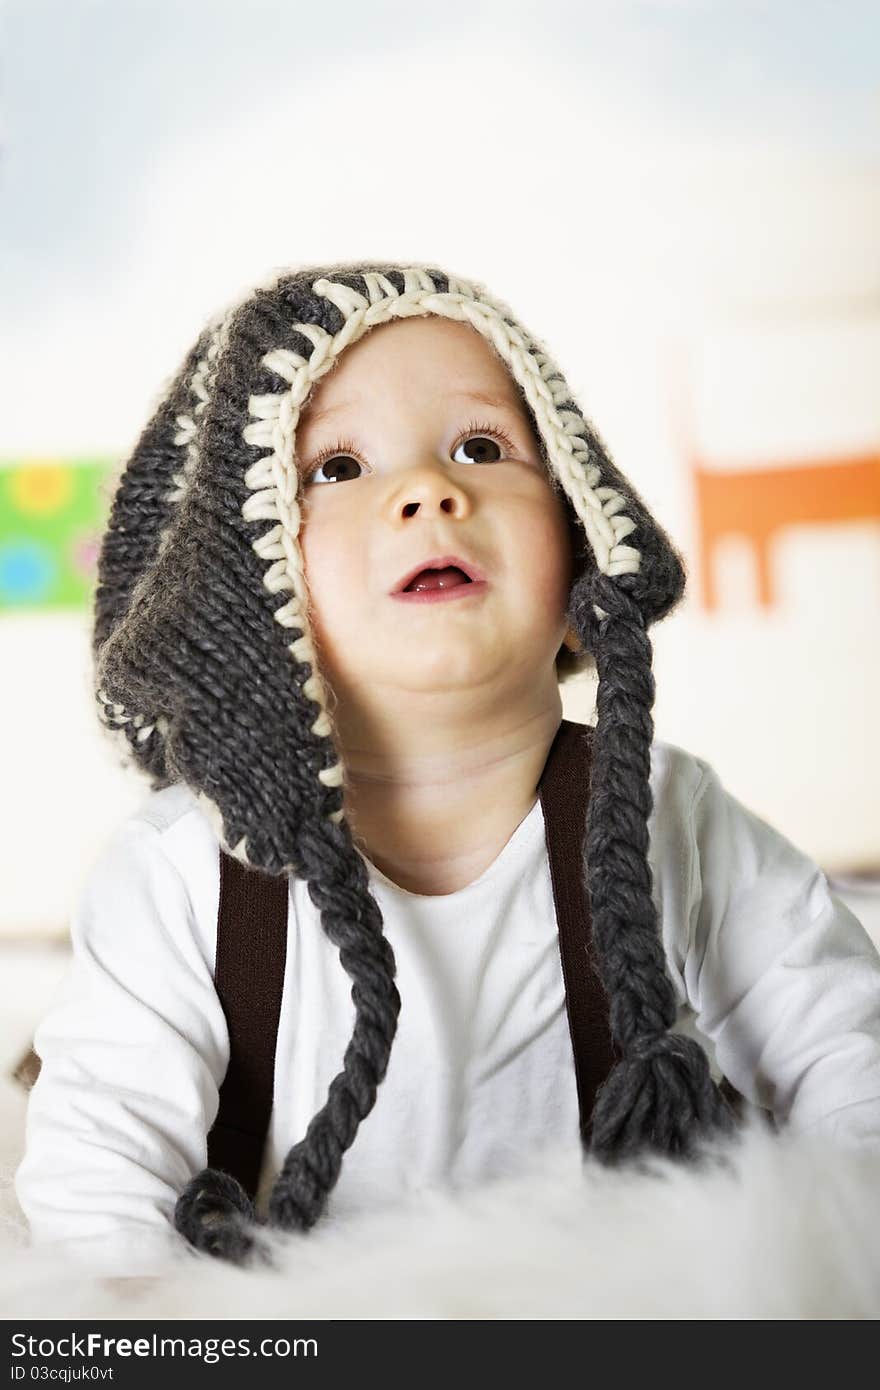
[308,418,518,475]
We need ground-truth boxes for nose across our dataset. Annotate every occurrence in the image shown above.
[386,462,473,522]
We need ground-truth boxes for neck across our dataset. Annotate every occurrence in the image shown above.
[334,679,564,895]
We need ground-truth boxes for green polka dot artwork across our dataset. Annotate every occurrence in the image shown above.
[0,460,114,610]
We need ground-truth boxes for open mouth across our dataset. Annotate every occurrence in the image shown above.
[390,558,489,606]
[391,553,486,595]
[403,566,473,593]
[390,553,488,604]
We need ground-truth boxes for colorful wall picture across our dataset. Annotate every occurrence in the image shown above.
[0,460,115,611]
[669,315,880,612]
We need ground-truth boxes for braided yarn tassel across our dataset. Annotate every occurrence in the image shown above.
[570,572,736,1163]
[174,821,401,1261]
[174,1169,269,1267]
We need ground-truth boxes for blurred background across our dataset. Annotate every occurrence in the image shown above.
[1,0,879,1064]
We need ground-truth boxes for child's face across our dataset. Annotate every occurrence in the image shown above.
[295,316,575,707]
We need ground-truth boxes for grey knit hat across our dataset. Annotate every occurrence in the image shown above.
[92,260,734,1264]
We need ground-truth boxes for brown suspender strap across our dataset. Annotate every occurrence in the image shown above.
[538,718,618,1144]
[206,855,289,1198]
[208,717,618,1197]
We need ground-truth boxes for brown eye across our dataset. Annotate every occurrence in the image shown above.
[303,438,365,485]
[308,453,363,485]
[451,434,505,465]
[451,418,517,464]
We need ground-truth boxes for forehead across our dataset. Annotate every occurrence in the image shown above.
[300,315,528,422]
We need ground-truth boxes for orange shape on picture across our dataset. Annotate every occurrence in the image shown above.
[693,452,880,609]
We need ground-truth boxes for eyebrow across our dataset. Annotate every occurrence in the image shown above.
[303,387,523,427]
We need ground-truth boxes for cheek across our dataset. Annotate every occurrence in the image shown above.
[509,492,576,612]
[299,511,361,635]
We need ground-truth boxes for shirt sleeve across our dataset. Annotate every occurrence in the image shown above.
[14,816,230,1277]
[681,758,880,1148]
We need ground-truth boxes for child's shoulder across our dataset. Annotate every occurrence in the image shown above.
[80,783,223,956]
[647,735,712,811]
[129,780,203,836]
[112,780,220,887]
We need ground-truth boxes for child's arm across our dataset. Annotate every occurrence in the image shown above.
[683,758,880,1144]
[14,815,230,1277]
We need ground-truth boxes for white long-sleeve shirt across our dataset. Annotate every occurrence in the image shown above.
[14,737,880,1277]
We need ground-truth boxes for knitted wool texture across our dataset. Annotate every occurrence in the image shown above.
[92,261,735,1265]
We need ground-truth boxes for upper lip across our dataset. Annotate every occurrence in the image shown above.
[390,554,487,594]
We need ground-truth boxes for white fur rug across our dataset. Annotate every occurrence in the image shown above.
[3,1109,880,1320]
